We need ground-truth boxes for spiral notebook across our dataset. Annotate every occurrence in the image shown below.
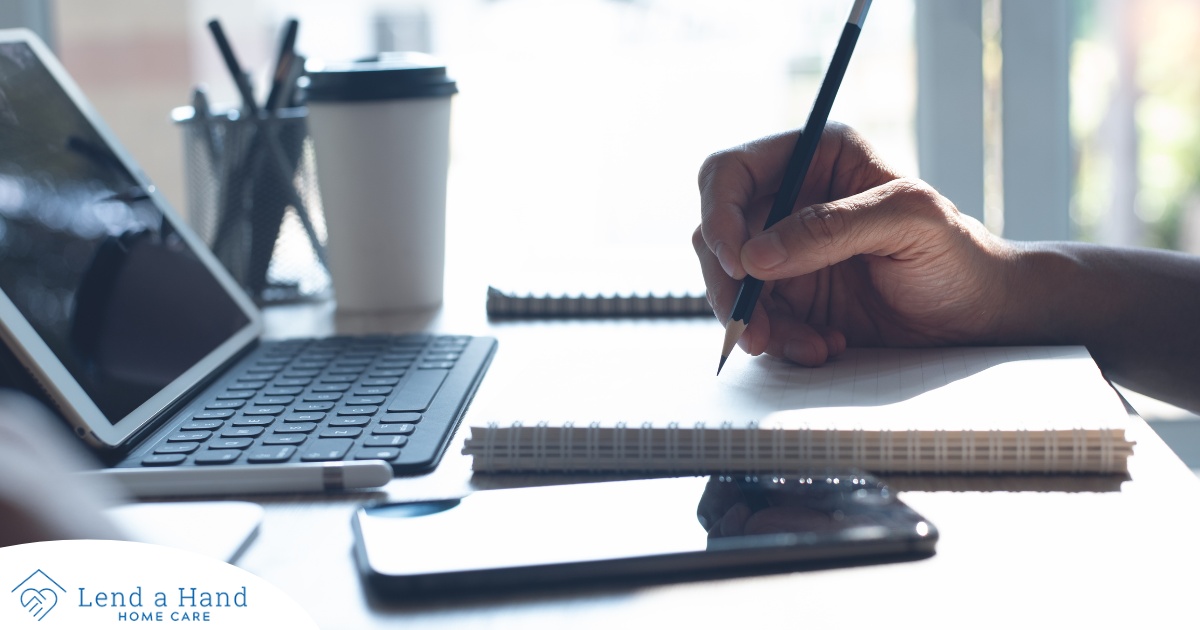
[463,345,1135,475]
[485,286,711,318]
[485,248,711,319]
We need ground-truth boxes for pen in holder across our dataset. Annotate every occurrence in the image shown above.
[173,104,330,304]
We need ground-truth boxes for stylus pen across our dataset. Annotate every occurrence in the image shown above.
[717,0,872,375]
[82,461,393,497]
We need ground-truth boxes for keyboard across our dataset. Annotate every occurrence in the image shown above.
[118,333,497,473]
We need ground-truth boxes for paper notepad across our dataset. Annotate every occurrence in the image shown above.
[485,246,711,319]
[463,346,1135,475]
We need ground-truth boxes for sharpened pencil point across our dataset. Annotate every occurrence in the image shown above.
[717,319,747,377]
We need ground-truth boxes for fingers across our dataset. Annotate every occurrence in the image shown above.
[740,178,951,281]
[697,125,898,282]
[693,226,731,319]
[697,131,802,280]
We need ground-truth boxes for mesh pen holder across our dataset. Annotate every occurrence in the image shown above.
[174,106,330,304]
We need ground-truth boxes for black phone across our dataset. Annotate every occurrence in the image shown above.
[352,472,938,597]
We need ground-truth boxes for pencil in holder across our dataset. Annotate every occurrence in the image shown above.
[173,105,330,304]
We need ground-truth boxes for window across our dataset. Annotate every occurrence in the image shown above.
[49,0,917,281]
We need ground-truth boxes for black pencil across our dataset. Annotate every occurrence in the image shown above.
[717,0,872,375]
[207,19,259,117]
[264,18,299,113]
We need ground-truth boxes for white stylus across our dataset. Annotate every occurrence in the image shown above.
[81,461,393,497]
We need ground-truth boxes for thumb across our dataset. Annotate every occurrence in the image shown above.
[739,178,952,280]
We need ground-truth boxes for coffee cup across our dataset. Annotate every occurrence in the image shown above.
[304,52,457,312]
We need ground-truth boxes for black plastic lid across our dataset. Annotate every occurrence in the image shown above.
[304,52,457,102]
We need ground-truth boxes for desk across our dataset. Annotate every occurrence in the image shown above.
[239,273,1200,629]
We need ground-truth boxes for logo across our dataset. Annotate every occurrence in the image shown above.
[11,569,65,622]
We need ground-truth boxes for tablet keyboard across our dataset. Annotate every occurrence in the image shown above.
[120,334,496,474]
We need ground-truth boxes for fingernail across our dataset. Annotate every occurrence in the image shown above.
[743,232,788,270]
[714,241,738,278]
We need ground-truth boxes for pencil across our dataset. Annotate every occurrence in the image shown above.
[717,0,871,375]
[207,19,259,117]
[264,18,300,113]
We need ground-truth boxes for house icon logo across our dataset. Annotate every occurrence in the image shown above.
[11,569,66,621]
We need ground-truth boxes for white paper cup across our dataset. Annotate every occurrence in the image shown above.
[305,53,456,312]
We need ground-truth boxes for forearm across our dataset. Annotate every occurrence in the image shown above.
[1001,241,1200,411]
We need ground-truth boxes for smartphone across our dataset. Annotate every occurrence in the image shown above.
[352,473,937,596]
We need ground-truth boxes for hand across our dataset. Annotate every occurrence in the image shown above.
[693,123,1017,366]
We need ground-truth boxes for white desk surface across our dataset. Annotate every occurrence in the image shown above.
[230,269,1200,629]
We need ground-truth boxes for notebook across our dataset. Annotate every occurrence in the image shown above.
[0,30,495,493]
[486,286,711,318]
[463,345,1135,475]
[485,247,712,319]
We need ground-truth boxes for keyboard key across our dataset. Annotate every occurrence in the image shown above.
[205,399,246,410]
[247,446,297,463]
[262,434,307,446]
[300,438,353,462]
[255,396,295,406]
[181,420,225,431]
[167,431,212,442]
[154,443,199,454]
[345,396,386,406]
[375,360,413,370]
[263,386,304,397]
[282,368,320,378]
[303,392,343,402]
[292,361,330,371]
[273,377,312,387]
[216,390,256,400]
[295,402,335,412]
[361,377,400,387]
[193,409,235,420]
[354,448,401,462]
[244,406,286,416]
[209,438,254,449]
[424,352,460,362]
[229,380,267,390]
[365,435,409,448]
[318,374,358,383]
[244,367,280,376]
[328,416,370,427]
[222,426,265,438]
[274,423,318,434]
[312,383,351,393]
[387,369,448,412]
[368,369,407,378]
[253,358,289,368]
[337,406,379,416]
[195,450,241,465]
[142,454,187,466]
[320,427,363,439]
[373,423,415,435]
[354,386,393,397]
[326,366,365,375]
[380,412,422,424]
[285,412,327,423]
[232,416,276,427]
[419,361,456,370]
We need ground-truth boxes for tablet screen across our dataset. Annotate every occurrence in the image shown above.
[0,39,253,431]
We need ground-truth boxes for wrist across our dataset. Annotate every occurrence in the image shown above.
[994,241,1100,346]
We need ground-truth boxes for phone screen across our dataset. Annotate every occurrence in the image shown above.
[353,473,937,596]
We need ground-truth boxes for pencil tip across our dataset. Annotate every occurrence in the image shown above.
[717,319,747,377]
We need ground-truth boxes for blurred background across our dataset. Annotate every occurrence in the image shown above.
[4,0,1200,465]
